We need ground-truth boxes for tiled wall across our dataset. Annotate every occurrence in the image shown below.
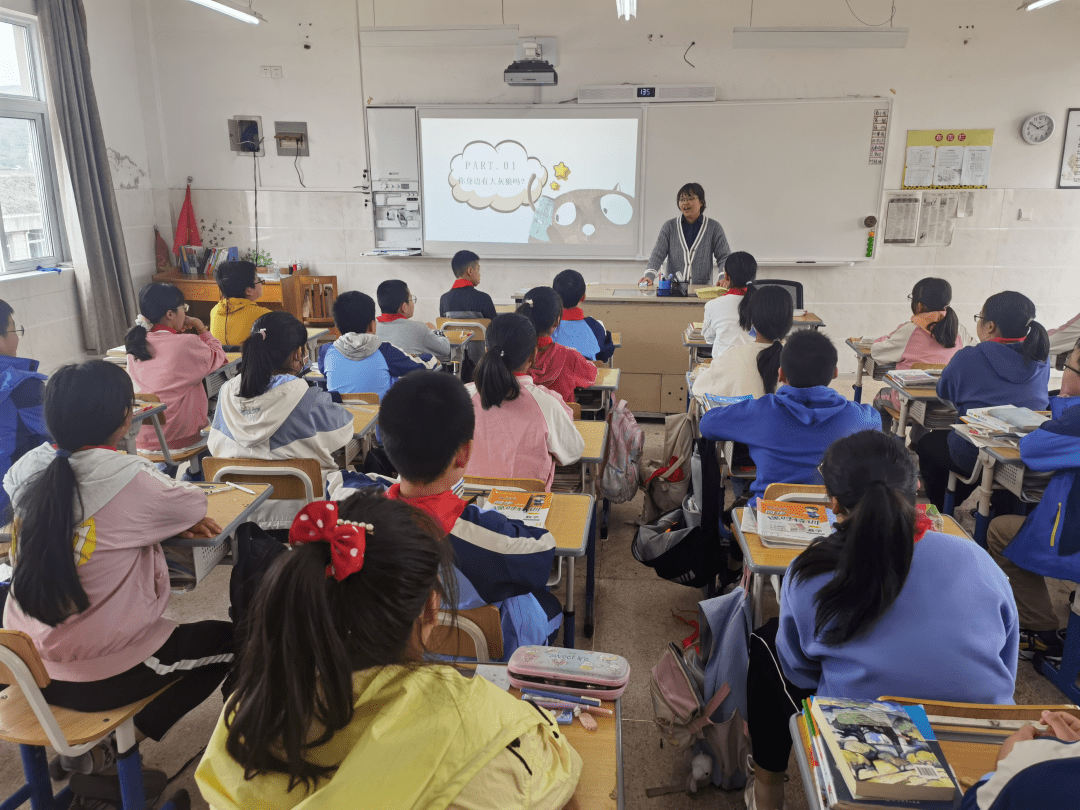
[0,269,86,373]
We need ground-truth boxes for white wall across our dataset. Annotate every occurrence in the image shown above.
[84,0,1080,372]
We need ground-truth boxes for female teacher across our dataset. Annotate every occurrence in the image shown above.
[640,183,731,286]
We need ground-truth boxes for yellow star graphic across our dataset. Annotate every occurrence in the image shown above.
[550,181,561,191]
[553,162,570,181]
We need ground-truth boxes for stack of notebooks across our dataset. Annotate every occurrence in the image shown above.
[908,401,958,430]
[743,498,835,548]
[686,321,705,341]
[886,369,940,388]
[961,406,1048,438]
[802,697,962,809]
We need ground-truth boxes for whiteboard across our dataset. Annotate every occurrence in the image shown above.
[642,98,889,263]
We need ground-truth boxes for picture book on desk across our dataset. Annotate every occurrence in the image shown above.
[485,489,552,528]
[747,499,835,548]
[809,698,960,807]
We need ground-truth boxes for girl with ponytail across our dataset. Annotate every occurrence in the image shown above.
[516,286,597,403]
[125,282,227,453]
[4,361,232,775]
[743,430,1017,810]
[692,284,792,399]
[466,314,584,490]
[914,290,1051,509]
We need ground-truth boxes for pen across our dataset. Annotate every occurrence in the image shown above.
[226,482,256,495]
[520,687,602,706]
[523,696,613,717]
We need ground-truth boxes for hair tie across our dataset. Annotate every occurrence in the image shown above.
[55,448,73,459]
[524,298,534,306]
[289,501,371,581]
[134,314,153,331]
[1026,318,1034,331]
[254,328,267,339]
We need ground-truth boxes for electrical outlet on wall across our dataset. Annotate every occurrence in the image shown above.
[260,66,271,78]
[271,66,283,78]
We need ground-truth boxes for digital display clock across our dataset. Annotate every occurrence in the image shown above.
[637,87,656,98]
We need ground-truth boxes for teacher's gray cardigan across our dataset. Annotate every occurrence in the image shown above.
[644,215,731,285]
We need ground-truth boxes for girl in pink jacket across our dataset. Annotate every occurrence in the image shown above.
[126,283,227,452]
[3,361,232,781]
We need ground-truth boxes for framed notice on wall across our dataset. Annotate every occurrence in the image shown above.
[902,129,994,190]
[1058,109,1080,189]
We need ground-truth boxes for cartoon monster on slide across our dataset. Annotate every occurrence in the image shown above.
[528,185,635,245]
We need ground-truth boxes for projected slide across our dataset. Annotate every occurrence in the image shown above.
[419,115,640,255]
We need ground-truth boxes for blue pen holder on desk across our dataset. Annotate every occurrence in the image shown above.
[657,277,672,297]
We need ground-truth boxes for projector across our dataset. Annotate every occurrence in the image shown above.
[504,59,558,86]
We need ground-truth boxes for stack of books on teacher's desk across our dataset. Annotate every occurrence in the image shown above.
[802,697,962,809]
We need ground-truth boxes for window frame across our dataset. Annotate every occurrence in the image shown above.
[0,10,66,274]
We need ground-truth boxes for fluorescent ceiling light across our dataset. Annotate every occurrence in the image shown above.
[616,0,637,21]
[733,26,908,48]
[1018,0,1062,9]
[188,0,264,24]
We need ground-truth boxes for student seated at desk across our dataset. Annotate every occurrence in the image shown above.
[701,251,757,358]
[439,249,497,320]
[692,285,792,399]
[551,268,615,362]
[330,371,562,656]
[0,297,49,517]
[467,313,584,490]
[209,260,273,347]
[699,329,880,500]
[194,491,582,810]
[319,291,437,398]
[518,286,597,404]
[375,278,451,361]
[744,431,1017,810]
[914,291,1050,510]
[4,361,232,785]
[126,282,227,452]
[209,312,353,529]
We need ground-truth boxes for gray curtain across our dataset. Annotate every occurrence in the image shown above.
[38,0,136,353]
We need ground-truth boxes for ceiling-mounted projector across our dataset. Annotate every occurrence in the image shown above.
[504,40,557,85]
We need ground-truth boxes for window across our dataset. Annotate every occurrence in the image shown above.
[0,15,64,272]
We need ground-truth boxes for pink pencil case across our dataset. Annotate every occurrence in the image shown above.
[507,646,630,699]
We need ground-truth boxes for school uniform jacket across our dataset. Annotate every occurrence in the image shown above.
[692,342,769,399]
[960,738,1080,810]
[870,312,974,369]
[645,215,731,285]
[528,337,598,404]
[209,297,273,346]
[318,332,437,399]
[375,315,452,360]
[439,282,498,320]
[551,307,614,362]
[1048,311,1080,356]
[0,355,48,516]
[701,291,751,358]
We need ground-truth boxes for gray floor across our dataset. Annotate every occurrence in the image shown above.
[0,375,1074,809]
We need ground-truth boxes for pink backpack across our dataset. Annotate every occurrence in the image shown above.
[598,399,644,504]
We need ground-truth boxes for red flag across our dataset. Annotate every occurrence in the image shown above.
[155,228,172,269]
[172,185,202,256]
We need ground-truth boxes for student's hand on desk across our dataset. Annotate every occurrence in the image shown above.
[998,711,1080,763]
[182,316,208,335]
[637,276,652,287]
[180,516,222,539]
[426,321,437,329]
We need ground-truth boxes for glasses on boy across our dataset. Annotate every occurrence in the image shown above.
[6,325,24,336]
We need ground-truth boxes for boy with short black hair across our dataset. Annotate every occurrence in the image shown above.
[209,260,272,346]
[375,279,451,361]
[551,268,615,362]
[0,298,48,517]
[319,291,436,400]
[329,370,562,656]
[439,250,497,320]
[700,329,880,497]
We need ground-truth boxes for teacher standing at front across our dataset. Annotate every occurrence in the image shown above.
[640,183,731,286]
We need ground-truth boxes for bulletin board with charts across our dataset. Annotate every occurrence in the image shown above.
[902,129,994,190]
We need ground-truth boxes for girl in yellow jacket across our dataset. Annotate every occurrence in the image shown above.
[195,490,583,810]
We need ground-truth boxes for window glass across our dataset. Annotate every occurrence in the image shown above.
[0,116,53,261]
[0,22,34,97]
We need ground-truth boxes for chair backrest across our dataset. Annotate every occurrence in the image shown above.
[464,475,547,493]
[569,402,582,420]
[444,311,484,319]
[749,279,804,310]
[341,392,379,405]
[0,629,50,689]
[429,606,503,662]
[437,318,490,335]
[762,482,827,502]
[135,392,166,425]
[203,457,323,502]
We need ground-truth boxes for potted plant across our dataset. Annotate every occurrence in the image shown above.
[244,248,274,274]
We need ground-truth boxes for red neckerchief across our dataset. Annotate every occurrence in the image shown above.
[914,504,933,542]
[990,337,1025,344]
[724,287,747,296]
[561,307,585,321]
[376,313,408,323]
[513,371,530,377]
[385,483,466,535]
[150,325,178,334]
[451,279,474,289]
[537,335,554,348]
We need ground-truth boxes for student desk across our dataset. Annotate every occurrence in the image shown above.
[444,329,475,377]
[607,331,621,369]
[583,367,621,416]
[565,421,609,639]
[162,482,273,588]
[682,327,711,372]
[494,303,516,314]
[305,326,329,358]
[845,338,895,405]
[882,377,955,438]
[341,402,379,468]
[121,401,168,456]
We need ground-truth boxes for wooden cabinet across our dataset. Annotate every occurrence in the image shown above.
[152,269,334,327]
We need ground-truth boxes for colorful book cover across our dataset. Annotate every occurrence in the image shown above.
[751,499,834,547]
[486,489,552,528]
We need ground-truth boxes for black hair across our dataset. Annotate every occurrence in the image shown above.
[0,298,13,330]
[215,260,260,300]
[380,370,475,484]
[516,286,563,337]
[676,182,706,213]
[10,361,134,627]
[982,291,1050,366]
[332,291,376,336]
[376,279,410,315]
[780,329,837,389]
[451,250,479,278]
[729,253,761,330]
[125,283,186,361]
[552,269,586,309]
[473,314,537,410]
[747,286,793,395]
[789,431,919,645]
[239,311,308,399]
[223,490,458,790]
[910,277,959,350]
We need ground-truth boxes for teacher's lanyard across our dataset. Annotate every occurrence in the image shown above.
[676,215,708,282]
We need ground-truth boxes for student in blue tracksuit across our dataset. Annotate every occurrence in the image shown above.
[318,291,437,399]
[0,299,48,517]
[551,269,614,362]
[699,329,880,499]
[915,291,1051,510]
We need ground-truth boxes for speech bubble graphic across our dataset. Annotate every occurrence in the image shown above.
[448,140,548,212]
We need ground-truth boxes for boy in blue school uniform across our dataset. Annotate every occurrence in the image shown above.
[0,299,48,516]
[551,269,615,362]
[318,291,437,399]
[700,329,880,499]
[327,371,561,657]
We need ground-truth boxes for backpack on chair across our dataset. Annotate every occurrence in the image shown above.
[638,412,694,525]
[598,399,644,504]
